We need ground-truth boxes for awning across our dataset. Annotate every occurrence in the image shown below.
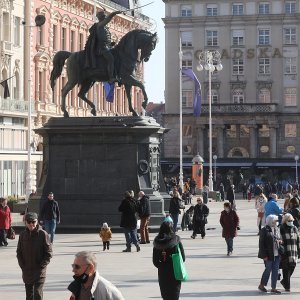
[203,162,252,167]
[256,162,295,167]
[0,151,43,161]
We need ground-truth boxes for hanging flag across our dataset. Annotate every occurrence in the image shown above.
[182,68,201,117]
[103,82,115,103]
[0,79,10,99]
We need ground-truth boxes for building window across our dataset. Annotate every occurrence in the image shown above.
[284,88,297,106]
[211,89,218,104]
[258,3,270,14]
[37,26,44,45]
[2,12,10,41]
[181,31,192,47]
[182,90,193,107]
[226,125,237,138]
[183,125,192,137]
[258,29,270,45]
[207,4,218,16]
[14,71,20,99]
[285,1,296,14]
[206,30,218,46]
[70,30,75,52]
[13,16,20,46]
[232,30,244,46]
[182,59,192,68]
[79,33,84,50]
[285,124,297,137]
[259,88,271,103]
[181,5,192,17]
[258,58,270,74]
[61,27,66,50]
[284,28,297,44]
[284,57,297,74]
[259,125,270,137]
[232,89,244,103]
[232,58,244,75]
[232,3,244,15]
[53,24,57,50]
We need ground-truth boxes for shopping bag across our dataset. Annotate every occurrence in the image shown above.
[7,227,15,240]
[172,244,188,281]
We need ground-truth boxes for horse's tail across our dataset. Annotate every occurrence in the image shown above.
[50,51,71,90]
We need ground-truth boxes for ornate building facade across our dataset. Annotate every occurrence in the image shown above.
[162,0,300,183]
[0,0,151,197]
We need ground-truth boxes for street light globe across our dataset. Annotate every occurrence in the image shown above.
[216,63,223,71]
[213,155,218,160]
[204,63,211,71]
[197,64,203,71]
[295,155,299,161]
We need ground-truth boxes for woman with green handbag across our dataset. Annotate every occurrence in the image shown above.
[153,219,186,300]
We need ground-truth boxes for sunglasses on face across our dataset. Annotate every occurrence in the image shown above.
[27,220,37,224]
[72,264,88,270]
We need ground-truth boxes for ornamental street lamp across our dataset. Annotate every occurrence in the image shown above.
[197,50,222,192]
[295,155,299,184]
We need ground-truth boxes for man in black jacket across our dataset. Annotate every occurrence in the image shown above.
[40,192,60,243]
[17,212,52,300]
[138,191,151,244]
[119,191,140,252]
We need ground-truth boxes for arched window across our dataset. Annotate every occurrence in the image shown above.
[232,89,244,103]
[259,88,270,103]
[1,69,8,98]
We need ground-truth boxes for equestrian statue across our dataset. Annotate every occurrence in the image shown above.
[50,10,157,117]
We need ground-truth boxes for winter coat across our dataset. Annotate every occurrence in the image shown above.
[264,199,283,217]
[288,207,300,228]
[153,233,185,300]
[68,271,125,300]
[138,195,150,218]
[226,187,235,204]
[220,209,239,238]
[99,227,112,242]
[169,197,184,215]
[118,196,138,229]
[280,224,300,266]
[40,199,60,223]
[16,224,52,284]
[258,225,280,260]
[0,204,11,229]
[192,203,209,225]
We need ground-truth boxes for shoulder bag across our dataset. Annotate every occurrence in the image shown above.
[172,244,188,281]
[7,227,15,240]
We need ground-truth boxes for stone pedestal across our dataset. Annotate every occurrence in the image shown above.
[28,116,167,229]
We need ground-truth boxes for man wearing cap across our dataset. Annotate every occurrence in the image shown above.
[17,212,52,300]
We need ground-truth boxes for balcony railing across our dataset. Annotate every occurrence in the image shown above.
[200,103,278,114]
[0,98,35,113]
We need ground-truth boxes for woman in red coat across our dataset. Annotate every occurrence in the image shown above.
[220,201,239,256]
[0,197,12,246]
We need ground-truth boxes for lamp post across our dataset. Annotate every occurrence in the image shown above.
[196,51,222,192]
[178,38,183,190]
[213,154,217,182]
[295,155,299,184]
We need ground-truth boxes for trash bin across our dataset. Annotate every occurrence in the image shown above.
[215,191,221,202]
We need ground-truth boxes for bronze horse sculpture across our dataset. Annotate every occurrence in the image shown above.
[50,29,157,117]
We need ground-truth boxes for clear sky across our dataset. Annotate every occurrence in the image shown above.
[141,1,165,103]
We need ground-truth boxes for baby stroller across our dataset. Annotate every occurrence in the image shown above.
[181,206,194,231]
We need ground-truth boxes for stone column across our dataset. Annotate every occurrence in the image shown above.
[196,126,205,157]
[269,126,278,158]
[249,125,258,158]
[216,126,225,158]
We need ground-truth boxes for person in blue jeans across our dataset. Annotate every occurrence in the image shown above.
[258,214,282,294]
[169,191,184,232]
[40,192,60,243]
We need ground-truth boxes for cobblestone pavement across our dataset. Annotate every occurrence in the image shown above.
[1,198,300,299]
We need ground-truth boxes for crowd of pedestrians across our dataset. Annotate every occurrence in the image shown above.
[1,182,300,299]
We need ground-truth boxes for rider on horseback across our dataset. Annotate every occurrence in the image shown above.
[84,10,121,83]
